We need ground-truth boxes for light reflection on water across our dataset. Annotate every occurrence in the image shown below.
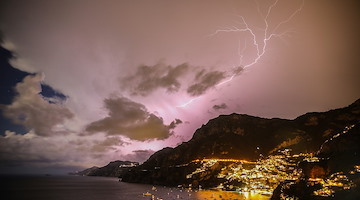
[195,190,269,200]
[0,175,270,200]
[146,188,270,200]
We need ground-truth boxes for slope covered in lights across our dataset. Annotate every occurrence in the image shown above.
[122,99,360,187]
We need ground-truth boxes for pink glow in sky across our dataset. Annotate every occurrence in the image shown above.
[0,0,359,174]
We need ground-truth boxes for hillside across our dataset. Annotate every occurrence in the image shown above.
[71,161,138,177]
[121,99,360,190]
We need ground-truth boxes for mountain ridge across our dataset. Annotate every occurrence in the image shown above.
[121,98,360,186]
[70,160,138,177]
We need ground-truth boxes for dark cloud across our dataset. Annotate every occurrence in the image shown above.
[194,69,206,80]
[212,103,228,110]
[187,70,226,96]
[122,63,189,96]
[1,74,74,136]
[86,97,180,141]
[123,63,230,97]
[91,136,125,152]
[169,118,182,129]
[232,66,244,76]
[122,149,155,163]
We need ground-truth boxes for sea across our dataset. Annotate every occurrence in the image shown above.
[0,175,270,200]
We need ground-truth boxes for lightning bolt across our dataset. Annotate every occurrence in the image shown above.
[177,0,304,108]
[210,0,304,69]
[176,97,201,108]
[238,39,247,66]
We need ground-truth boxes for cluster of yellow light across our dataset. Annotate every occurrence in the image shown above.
[309,124,358,197]
[186,159,218,179]
[312,187,335,197]
[310,172,355,197]
[185,126,359,198]
[219,151,304,194]
[119,163,138,167]
[318,124,356,153]
[192,158,256,164]
[187,158,257,179]
[354,165,360,173]
[303,156,320,162]
[187,149,308,195]
[279,194,298,200]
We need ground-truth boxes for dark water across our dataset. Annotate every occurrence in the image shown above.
[0,175,269,200]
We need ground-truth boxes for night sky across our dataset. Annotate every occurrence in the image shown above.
[0,0,359,174]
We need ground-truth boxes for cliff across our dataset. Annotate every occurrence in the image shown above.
[271,123,360,200]
[122,99,360,187]
[71,161,138,177]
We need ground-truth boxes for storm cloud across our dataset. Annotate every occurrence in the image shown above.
[122,149,156,163]
[187,70,226,96]
[123,63,229,98]
[90,136,125,152]
[213,103,228,110]
[86,97,181,141]
[122,63,189,96]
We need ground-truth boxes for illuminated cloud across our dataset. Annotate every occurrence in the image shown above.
[213,103,228,111]
[122,62,189,96]
[86,97,180,141]
[9,57,37,74]
[1,74,74,136]
[0,130,128,173]
[0,39,16,52]
[187,70,226,96]
[0,131,70,166]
